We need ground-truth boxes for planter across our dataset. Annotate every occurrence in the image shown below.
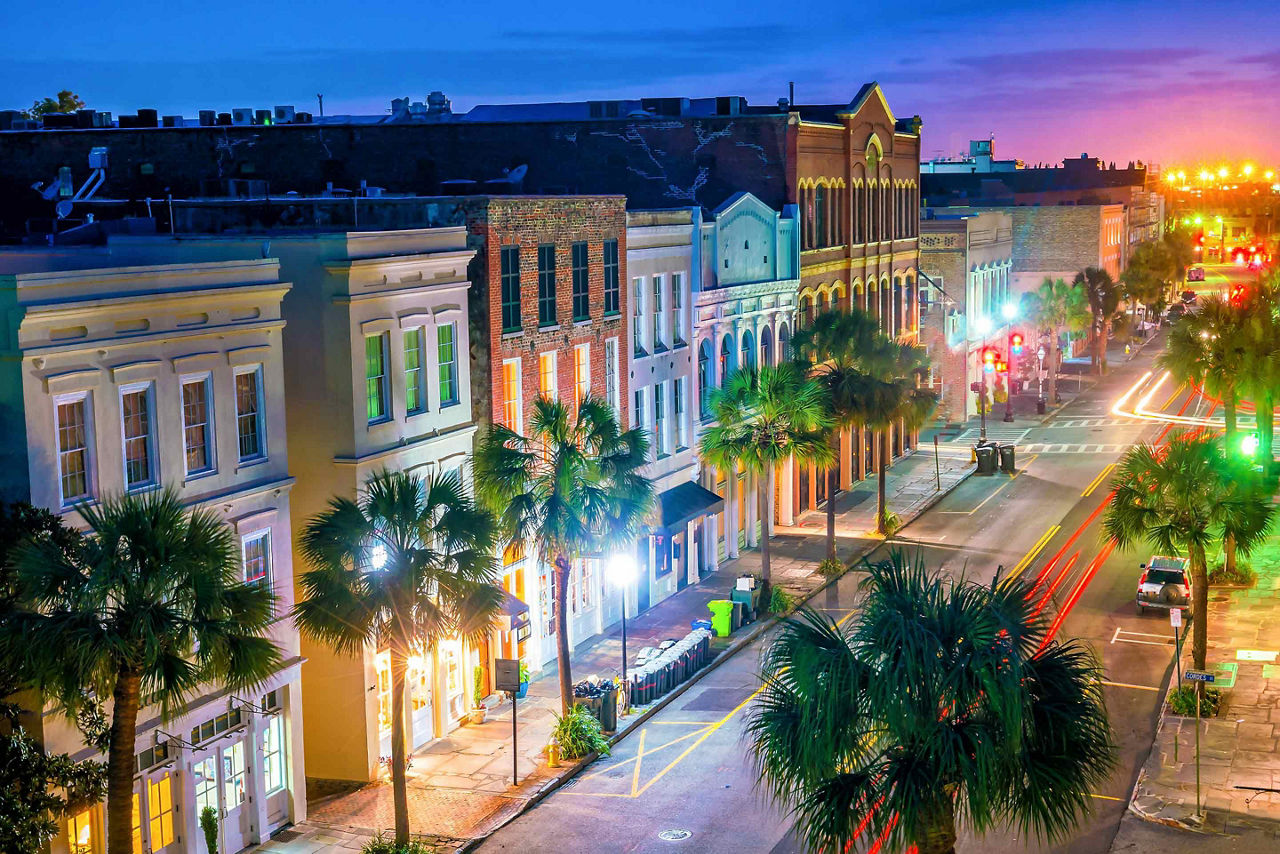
[515,680,529,699]
[469,706,488,725]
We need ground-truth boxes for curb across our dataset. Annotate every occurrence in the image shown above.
[459,462,976,851]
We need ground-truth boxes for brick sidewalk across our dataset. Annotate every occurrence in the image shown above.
[253,445,975,853]
[1126,552,1280,841]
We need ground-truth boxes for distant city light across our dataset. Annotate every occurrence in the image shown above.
[1217,166,1229,178]
[1198,170,1212,182]
[1242,164,1254,177]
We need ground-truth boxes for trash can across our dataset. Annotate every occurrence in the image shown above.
[707,599,734,637]
[730,588,755,622]
[974,444,998,475]
[691,618,712,632]
[599,685,618,732]
[998,443,1016,474]
[574,695,603,723]
[1036,398,1047,415]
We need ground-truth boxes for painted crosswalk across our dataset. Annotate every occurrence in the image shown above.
[1020,442,1127,454]
[1045,418,1146,429]
[952,427,1030,444]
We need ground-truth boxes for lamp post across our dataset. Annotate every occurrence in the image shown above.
[1001,303,1017,423]
[606,553,637,683]
[975,316,993,441]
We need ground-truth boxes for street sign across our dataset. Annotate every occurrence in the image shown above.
[494,657,521,692]
[1170,608,1182,628]
[1184,670,1215,683]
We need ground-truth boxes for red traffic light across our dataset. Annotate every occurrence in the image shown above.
[981,347,1001,372]
[1009,332,1024,355]
[1230,284,1246,306]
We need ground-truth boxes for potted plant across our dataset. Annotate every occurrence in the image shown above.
[199,806,218,854]
[470,664,488,724]
[516,660,530,699]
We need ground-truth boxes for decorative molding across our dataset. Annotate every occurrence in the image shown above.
[108,359,163,383]
[42,368,101,395]
[226,344,271,367]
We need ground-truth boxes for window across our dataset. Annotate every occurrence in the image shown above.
[538,351,558,399]
[741,331,755,372]
[502,359,522,433]
[121,384,156,490]
[365,333,390,423]
[579,558,595,611]
[652,275,665,350]
[68,809,95,854]
[603,239,620,316]
[674,377,688,448]
[632,277,645,355]
[56,393,92,504]
[605,338,621,418]
[654,383,667,457]
[243,531,270,588]
[222,741,247,810]
[633,388,645,432]
[571,241,590,322]
[262,714,287,794]
[180,377,214,475]
[147,773,175,849]
[437,322,458,406]
[194,755,218,815]
[404,327,426,414]
[539,559,556,638]
[500,245,521,333]
[235,366,265,461]
[537,243,557,327]
[132,793,142,854]
[720,336,734,383]
[698,340,712,417]
[671,273,684,345]
[815,184,828,247]
[573,344,590,411]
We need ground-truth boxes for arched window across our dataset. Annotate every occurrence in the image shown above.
[905,276,916,331]
[799,295,812,329]
[761,326,774,367]
[720,335,734,383]
[698,339,712,416]
[814,184,828,248]
[741,330,755,371]
[778,323,790,361]
[893,277,904,334]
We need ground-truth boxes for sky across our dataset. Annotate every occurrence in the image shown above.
[3,0,1279,169]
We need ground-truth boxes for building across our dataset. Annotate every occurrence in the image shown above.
[625,208,722,613]
[692,193,799,545]
[921,139,1022,174]
[0,250,306,854]
[917,210,1014,422]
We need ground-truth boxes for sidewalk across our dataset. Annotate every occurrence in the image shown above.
[1125,546,1280,843]
[256,445,976,853]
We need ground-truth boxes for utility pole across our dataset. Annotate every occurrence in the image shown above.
[1003,345,1016,422]
[316,93,324,117]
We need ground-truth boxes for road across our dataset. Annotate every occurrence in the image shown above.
[1183,261,1262,301]
[477,339,1205,854]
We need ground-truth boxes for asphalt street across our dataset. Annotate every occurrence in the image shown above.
[477,324,1221,854]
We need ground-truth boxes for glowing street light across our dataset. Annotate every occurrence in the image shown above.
[975,315,993,337]
[1198,170,1212,183]
[1217,166,1229,179]
[607,553,638,682]
[369,542,388,570]
[1242,164,1255,177]
[1001,302,1017,321]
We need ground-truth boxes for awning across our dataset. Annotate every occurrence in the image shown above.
[658,481,726,534]
[499,589,530,636]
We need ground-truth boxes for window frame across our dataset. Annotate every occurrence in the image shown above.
[537,243,557,328]
[119,381,158,492]
[404,326,427,416]
[652,274,666,351]
[262,714,287,794]
[538,350,558,400]
[54,390,94,506]
[179,373,216,478]
[500,245,522,334]
[602,239,620,317]
[671,272,685,346]
[631,276,646,356]
[437,322,460,408]
[573,343,591,412]
[571,241,590,322]
[501,358,523,434]
[674,376,688,449]
[234,364,267,463]
[242,528,271,589]
[654,381,667,457]
[364,332,391,424]
[604,337,621,419]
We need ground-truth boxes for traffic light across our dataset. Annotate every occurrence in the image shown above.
[1230,284,1246,307]
[1009,332,1024,356]
[982,348,999,373]
[1239,432,1259,459]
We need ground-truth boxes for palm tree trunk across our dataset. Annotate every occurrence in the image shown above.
[1048,329,1060,404]
[914,796,958,854]
[757,472,772,583]
[825,465,838,562]
[1261,392,1275,473]
[876,429,889,535]
[389,640,411,846]
[554,555,573,714]
[1224,395,1238,575]
[106,669,142,854]
[1190,542,1209,671]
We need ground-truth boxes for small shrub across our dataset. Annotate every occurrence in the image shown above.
[199,806,218,854]
[816,558,845,578]
[361,832,439,854]
[473,665,486,708]
[882,511,903,537]
[1207,558,1255,587]
[1168,685,1221,717]
[518,660,530,683]
[553,704,610,760]
[769,586,798,615]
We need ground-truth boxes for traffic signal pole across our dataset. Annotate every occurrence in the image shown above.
[1003,344,1016,422]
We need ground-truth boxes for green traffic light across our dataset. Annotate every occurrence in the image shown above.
[1240,433,1259,458]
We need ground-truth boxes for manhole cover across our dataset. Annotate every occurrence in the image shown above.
[658,829,692,842]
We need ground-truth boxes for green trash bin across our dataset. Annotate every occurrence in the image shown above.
[974,444,997,475]
[707,600,734,638]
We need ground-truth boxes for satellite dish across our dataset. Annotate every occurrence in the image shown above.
[55,200,74,219]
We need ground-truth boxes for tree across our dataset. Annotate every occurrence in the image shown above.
[295,469,501,845]
[791,308,882,561]
[1103,432,1273,670]
[474,396,652,715]
[1239,275,1280,471]
[700,363,834,580]
[1020,278,1089,404]
[1162,228,1196,283]
[1075,267,1120,375]
[3,489,281,854]
[25,90,86,118]
[857,338,938,535]
[1120,241,1171,325]
[746,553,1115,854]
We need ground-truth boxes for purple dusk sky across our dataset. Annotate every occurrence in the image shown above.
[3,0,1278,169]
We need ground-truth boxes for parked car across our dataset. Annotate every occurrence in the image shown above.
[1165,303,1187,324]
[1180,290,1198,305]
[1187,267,1206,282]
[1136,556,1191,615]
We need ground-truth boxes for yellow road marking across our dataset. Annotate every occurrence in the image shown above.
[629,728,646,796]
[1090,793,1124,801]
[1081,463,1116,497]
[1099,679,1160,692]
[648,720,719,725]
[1002,525,1060,587]
[574,723,711,784]
[634,687,762,798]
[1160,383,1185,412]
[961,454,1039,516]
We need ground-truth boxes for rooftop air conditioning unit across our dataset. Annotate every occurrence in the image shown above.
[232,108,253,126]
[162,115,183,128]
[274,105,295,123]
[94,112,112,128]
[254,109,272,125]
[198,110,216,127]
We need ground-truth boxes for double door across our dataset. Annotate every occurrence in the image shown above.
[191,736,251,853]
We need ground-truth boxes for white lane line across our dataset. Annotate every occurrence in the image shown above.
[1111,626,1121,644]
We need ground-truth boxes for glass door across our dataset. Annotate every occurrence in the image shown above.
[408,651,434,749]
[219,739,250,853]
[143,771,180,854]
[192,755,219,853]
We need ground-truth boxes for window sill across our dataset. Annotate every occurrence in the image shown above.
[653,344,668,354]
[604,310,621,318]
[671,339,687,350]
[573,317,592,327]
[367,417,393,428]
[236,456,268,473]
[539,322,561,332]
[502,329,524,340]
[440,399,461,410]
[184,467,218,483]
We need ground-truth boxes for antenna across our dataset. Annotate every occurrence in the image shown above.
[316,93,324,116]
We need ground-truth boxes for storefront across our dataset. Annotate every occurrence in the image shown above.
[651,479,725,593]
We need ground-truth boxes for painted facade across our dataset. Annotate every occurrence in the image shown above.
[0,251,305,854]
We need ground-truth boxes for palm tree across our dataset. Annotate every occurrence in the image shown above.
[5,490,281,854]
[791,308,881,561]
[746,553,1115,854]
[473,396,652,715]
[1103,432,1273,670]
[859,338,938,535]
[1020,277,1089,404]
[1240,278,1280,471]
[1076,267,1119,375]
[700,363,834,582]
[295,469,501,846]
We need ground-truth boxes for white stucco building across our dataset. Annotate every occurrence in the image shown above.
[0,251,305,854]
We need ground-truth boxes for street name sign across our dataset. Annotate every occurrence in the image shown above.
[1184,670,1215,683]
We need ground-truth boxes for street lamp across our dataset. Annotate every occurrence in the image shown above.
[606,553,637,683]
[369,543,388,570]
